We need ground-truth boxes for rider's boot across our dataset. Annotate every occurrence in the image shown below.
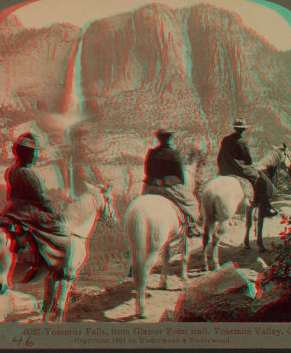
[261,199,278,218]
[186,217,202,238]
[254,181,277,218]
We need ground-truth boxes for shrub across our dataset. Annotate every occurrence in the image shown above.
[260,217,291,289]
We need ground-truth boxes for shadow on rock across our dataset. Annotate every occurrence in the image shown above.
[66,280,136,322]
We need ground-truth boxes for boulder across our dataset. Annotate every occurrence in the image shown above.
[0,290,39,321]
[171,262,257,321]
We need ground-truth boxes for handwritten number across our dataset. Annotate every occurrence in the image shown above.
[12,336,22,346]
[12,336,33,347]
[26,336,33,346]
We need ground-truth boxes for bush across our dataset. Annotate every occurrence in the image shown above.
[260,217,291,289]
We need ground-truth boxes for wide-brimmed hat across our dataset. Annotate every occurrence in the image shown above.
[155,128,174,137]
[233,118,251,129]
[11,132,43,150]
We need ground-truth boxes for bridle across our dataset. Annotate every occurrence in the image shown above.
[101,191,116,226]
[281,148,291,178]
[90,188,116,227]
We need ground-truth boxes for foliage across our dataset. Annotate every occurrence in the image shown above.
[260,217,291,289]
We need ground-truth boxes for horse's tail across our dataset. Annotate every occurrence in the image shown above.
[126,203,147,255]
[201,183,217,230]
[125,202,149,281]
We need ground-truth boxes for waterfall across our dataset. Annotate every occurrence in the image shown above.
[62,33,86,200]
[62,23,93,200]
[62,35,85,115]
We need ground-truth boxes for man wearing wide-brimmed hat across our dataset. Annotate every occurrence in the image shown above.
[0,132,66,278]
[217,118,277,217]
[6,132,54,211]
[143,128,201,237]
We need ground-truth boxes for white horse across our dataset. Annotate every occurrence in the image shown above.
[125,167,200,318]
[0,182,117,323]
[201,144,291,272]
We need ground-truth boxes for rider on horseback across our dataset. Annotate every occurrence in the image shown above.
[143,128,201,237]
[0,132,65,265]
[217,118,278,217]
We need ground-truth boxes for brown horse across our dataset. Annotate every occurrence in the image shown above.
[201,144,291,271]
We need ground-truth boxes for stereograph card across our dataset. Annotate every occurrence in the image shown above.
[0,0,291,350]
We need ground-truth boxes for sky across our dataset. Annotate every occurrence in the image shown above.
[6,0,291,51]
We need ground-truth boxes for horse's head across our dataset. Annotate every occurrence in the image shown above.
[84,181,118,227]
[275,143,291,176]
[256,143,291,180]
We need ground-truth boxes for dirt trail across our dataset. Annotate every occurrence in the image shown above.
[5,207,287,323]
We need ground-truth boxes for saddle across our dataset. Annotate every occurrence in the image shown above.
[230,175,255,203]
[0,218,31,251]
[142,183,202,237]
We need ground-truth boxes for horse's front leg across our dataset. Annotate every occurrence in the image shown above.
[42,274,58,323]
[181,231,188,283]
[212,233,221,271]
[159,243,170,290]
[244,206,253,249]
[0,232,13,295]
[257,206,266,252]
[0,250,13,295]
[56,278,75,323]
[211,220,227,271]
[202,229,210,272]
[202,221,217,272]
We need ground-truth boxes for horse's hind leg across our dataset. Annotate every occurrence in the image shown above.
[135,253,148,319]
[135,248,160,318]
[160,243,170,290]
[181,232,188,283]
[212,220,228,271]
[244,206,254,249]
[202,221,218,272]
[257,206,266,252]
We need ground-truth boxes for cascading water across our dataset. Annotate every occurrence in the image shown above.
[61,25,92,200]
[35,24,91,200]
[62,36,85,116]
[62,34,85,199]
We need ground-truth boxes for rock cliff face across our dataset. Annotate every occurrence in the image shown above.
[1,3,290,136]
[0,2,290,197]
[78,3,291,139]
[0,22,80,112]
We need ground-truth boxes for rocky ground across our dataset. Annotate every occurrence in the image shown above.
[1,201,288,324]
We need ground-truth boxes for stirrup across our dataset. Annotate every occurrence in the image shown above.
[186,223,202,238]
[262,207,278,218]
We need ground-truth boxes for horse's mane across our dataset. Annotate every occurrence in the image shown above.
[64,192,98,227]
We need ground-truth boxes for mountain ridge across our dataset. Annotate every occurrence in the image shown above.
[0,3,290,148]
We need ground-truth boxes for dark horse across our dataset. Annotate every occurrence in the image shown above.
[202,144,291,271]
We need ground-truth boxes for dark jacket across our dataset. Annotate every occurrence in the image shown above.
[217,132,258,179]
[6,165,52,211]
[144,143,185,186]
[1,165,64,235]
